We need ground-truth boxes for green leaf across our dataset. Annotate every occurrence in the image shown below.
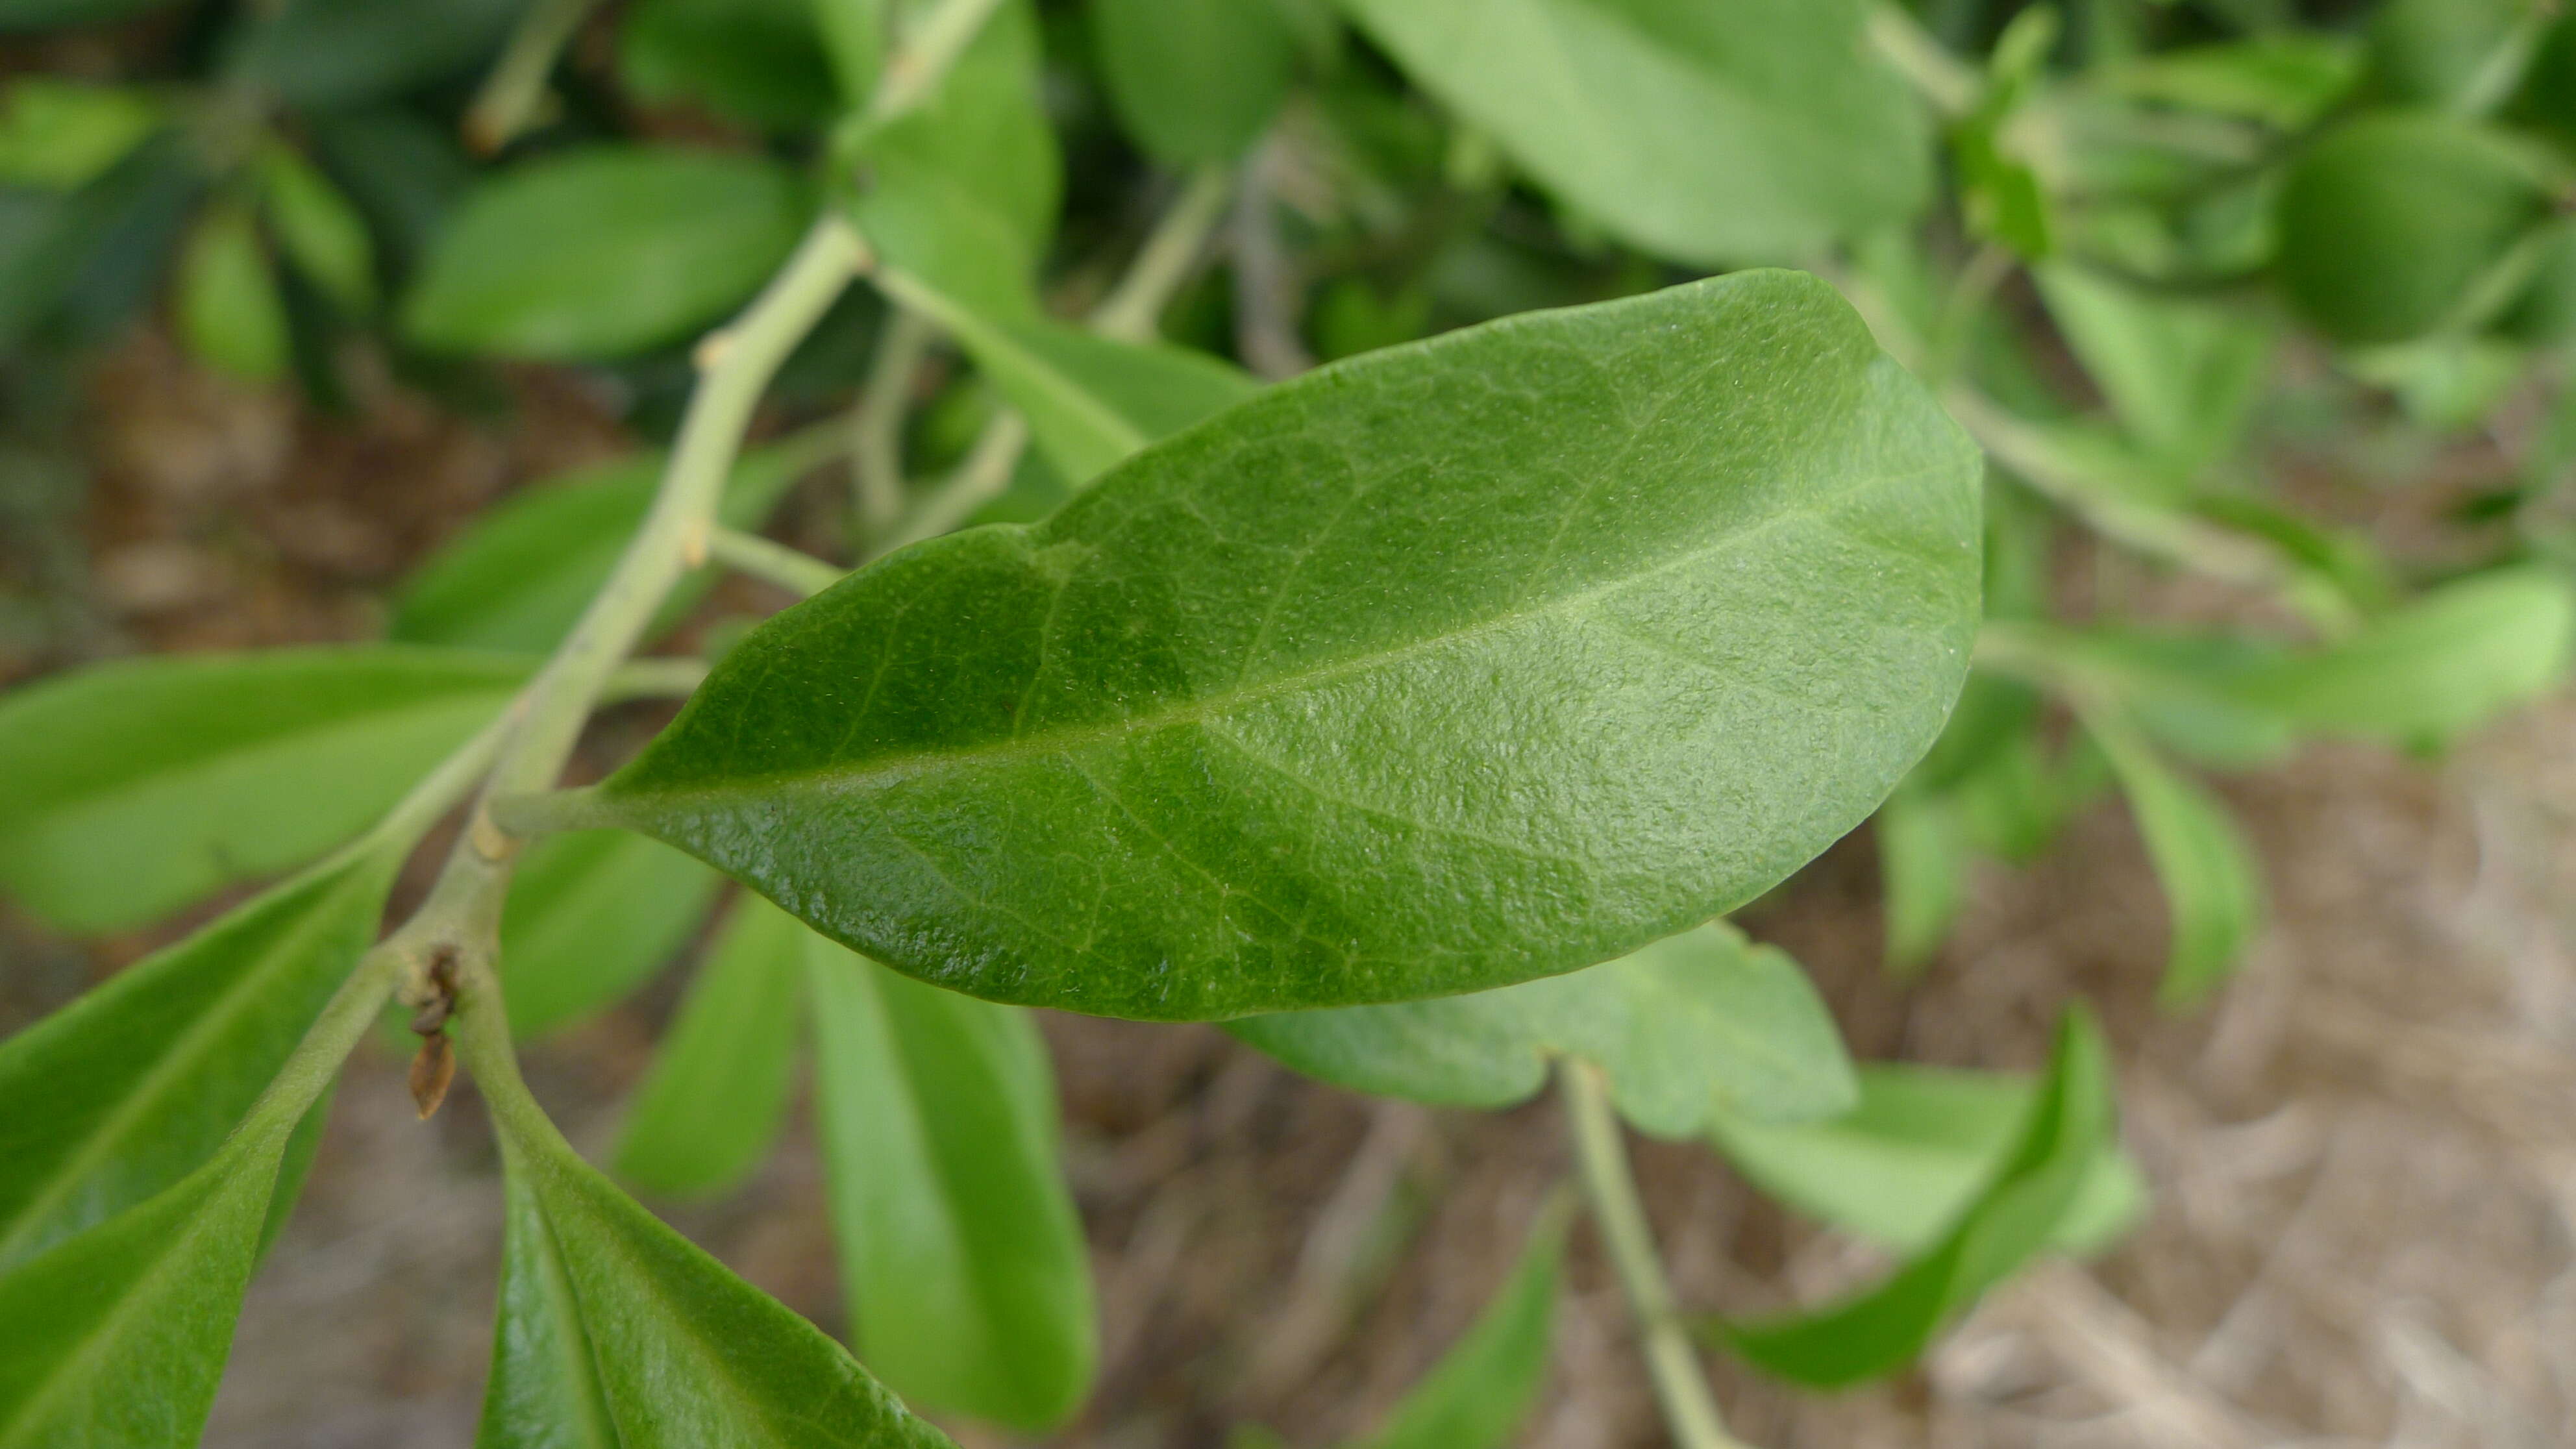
[0,0,172,29]
[470,1036,956,1449]
[403,147,814,360]
[621,0,840,132]
[2102,35,2362,129]
[0,79,160,190]
[847,1,1058,323]
[1709,1062,2146,1259]
[612,895,806,1200]
[1713,1007,2118,1389]
[810,0,885,103]
[1089,0,1298,165]
[2086,713,2261,1008]
[0,131,197,353]
[880,266,1259,485]
[2368,0,2520,108]
[2514,13,2576,150]
[0,646,523,934]
[1333,0,1928,265]
[0,850,392,1269]
[2498,218,2576,343]
[1233,923,1856,1133]
[1343,1200,1566,1449]
[2035,262,2271,478]
[550,270,1983,1019]
[2234,568,2576,749]
[806,937,1095,1430]
[257,142,375,315]
[1876,789,1966,975]
[2273,112,2552,346]
[502,830,725,1039]
[176,201,290,380]
[229,0,524,110]
[391,445,810,654]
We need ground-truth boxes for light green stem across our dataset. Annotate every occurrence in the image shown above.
[1865,2,1979,119]
[460,0,601,153]
[708,526,847,598]
[856,0,1010,136]
[1090,164,1232,343]
[1561,1060,1750,1449]
[850,306,938,539]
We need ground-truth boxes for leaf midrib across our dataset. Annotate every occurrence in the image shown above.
[614,459,1946,806]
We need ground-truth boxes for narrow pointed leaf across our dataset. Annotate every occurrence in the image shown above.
[2087,715,2262,1007]
[1346,1200,1566,1449]
[477,1170,619,1449]
[612,895,806,1199]
[1709,1063,2146,1258]
[0,646,522,932]
[806,936,1095,1430]
[549,271,1983,1019]
[1713,1008,2118,1389]
[1232,923,1856,1134]
[502,830,724,1039]
[882,266,1257,485]
[0,850,393,1269]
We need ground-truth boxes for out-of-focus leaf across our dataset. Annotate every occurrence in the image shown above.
[1344,1200,1566,1449]
[2368,0,2521,108]
[621,0,839,130]
[1710,1061,2147,1259]
[880,267,1257,484]
[810,0,885,103]
[257,143,375,314]
[2102,34,2362,129]
[404,147,813,360]
[2274,112,2551,345]
[0,647,523,934]
[2498,219,2576,343]
[2514,14,2576,148]
[391,445,809,653]
[467,1024,956,1449]
[0,79,158,189]
[0,851,392,1269]
[612,895,805,1199]
[304,108,472,279]
[1335,0,1928,265]
[176,201,290,380]
[2035,262,2270,477]
[1090,0,1298,165]
[1877,789,1966,976]
[1233,924,1857,1134]
[230,0,525,109]
[0,131,196,350]
[501,830,724,1039]
[806,938,1095,1430]
[2087,712,2261,1007]
[848,0,1058,323]
[1712,1008,2117,1388]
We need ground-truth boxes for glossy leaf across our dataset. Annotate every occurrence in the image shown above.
[404,147,813,360]
[612,895,806,1200]
[1335,0,1928,265]
[391,446,810,654]
[882,266,1259,485]
[1232,924,1857,1134]
[1713,1008,2117,1388]
[1345,1200,1566,1449]
[502,830,725,1039]
[806,937,1095,1430]
[0,646,523,933]
[471,1034,955,1449]
[1709,1062,2147,1258]
[549,271,1983,1019]
[847,1,1058,323]
[621,0,839,131]
[2274,112,2551,346]
[1090,0,1298,165]
[0,850,392,1269]
[175,201,289,380]
[257,142,375,314]
[2087,715,2261,1008]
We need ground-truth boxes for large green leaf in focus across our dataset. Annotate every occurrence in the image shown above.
[1334,0,1927,265]
[1710,1062,2147,1257]
[403,147,812,360]
[1713,1008,2116,1388]
[469,1031,955,1449]
[2274,112,2551,345]
[546,271,1983,1019]
[502,830,724,1039]
[806,937,1095,1430]
[1090,0,1298,165]
[391,445,810,653]
[612,895,806,1200]
[0,646,522,933]
[0,850,392,1269]
[1232,924,1857,1133]
[848,1,1058,323]
[1344,1200,1566,1449]
[880,266,1259,485]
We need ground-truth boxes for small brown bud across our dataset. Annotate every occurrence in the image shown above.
[409,1034,456,1121]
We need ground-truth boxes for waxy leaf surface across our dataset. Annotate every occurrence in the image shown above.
[0,646,519,932]
[564,271,1983,1019]
[612,894,806,1200]
[807,939,1095,1430]
[0,850,392,1269]
[1231,924,1857,1133]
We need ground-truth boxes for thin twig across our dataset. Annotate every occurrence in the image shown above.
[872,411,1029,557]
[849,306,937,541]
[1091,164,1232,344]
[460,0,600,154]
[707,526,847,598]
[1232,134,1315,380]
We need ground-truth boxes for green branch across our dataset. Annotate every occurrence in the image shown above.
[708,526,848,598]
